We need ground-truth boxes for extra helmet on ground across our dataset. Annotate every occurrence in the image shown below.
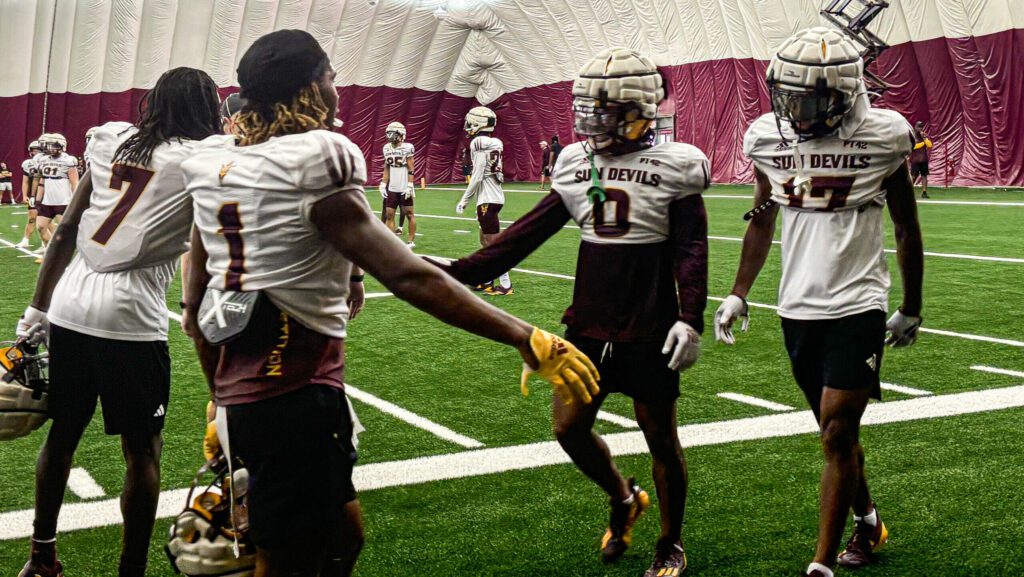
[767,26,864,138]
[385,121,406,143]
[0,341,50,441]
[571,47,665,153]
[167,459,255,577]
[464,106,496,137]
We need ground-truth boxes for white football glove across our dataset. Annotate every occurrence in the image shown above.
[662,321,701,371]
[455,201,467,214]
[404,184,415,199]
[714,295,749,345]
[885,310,922,348]
[16,305,49,345]
[379,182,387,199]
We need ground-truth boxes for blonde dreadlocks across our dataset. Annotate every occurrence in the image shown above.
[235,84,331,146]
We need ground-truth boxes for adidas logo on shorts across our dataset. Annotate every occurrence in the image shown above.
[153,404,166,418]
[865,354,878,372]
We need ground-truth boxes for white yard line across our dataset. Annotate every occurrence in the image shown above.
[717,392,794,412]
[879,382,932,396]
[3,384,1023,541]
[416,214,1023,264]
[365,292,393,299]
[344,384,484,449]
[915,328,1024,348]
[66,468,105,500]
[597,410,639,428]
[425,187,1024,207]
[971,365,1024,379]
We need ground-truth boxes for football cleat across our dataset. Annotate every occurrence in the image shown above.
[643,540,687,577]
[14,239,29,249]
[601,478,651,563]
[406,241,416,249]
[837,508,888,568]
[17,539,64,577]
[471,282,493,292]
[394,226,403,235]
[483,285,513,296]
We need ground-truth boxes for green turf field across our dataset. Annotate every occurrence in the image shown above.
[0,183,1022,576]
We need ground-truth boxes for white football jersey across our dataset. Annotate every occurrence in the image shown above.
[36,152,77,205]
[552,141,709,244]
[77,121,196,272]
[21,157,37,177]
[383,142,414,192]
[743,108,914,320]
[459,135,504,206]
[183,130,367,339]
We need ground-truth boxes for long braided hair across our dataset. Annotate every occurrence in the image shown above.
[113,67,221,167]
[234,61,332,146]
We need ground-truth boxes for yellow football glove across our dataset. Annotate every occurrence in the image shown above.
[202,401,221,462]
[520,327,600,405]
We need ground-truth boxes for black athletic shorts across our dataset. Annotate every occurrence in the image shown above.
[566,332,679,404]
[781,310,885,407]
[48,324,171,435]
[477,203,503,234]
[226,385,357,549]
[910,161,929,178]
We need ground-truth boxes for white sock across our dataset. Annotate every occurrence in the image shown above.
[854,508,878,527]
[806,562,833,577]
[498,273,511,289]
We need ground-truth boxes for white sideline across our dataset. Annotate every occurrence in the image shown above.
[425,187,1024,206]
[2,384,1023,541]
[66,468,105,500]
[717,392,793,412]
[415,213,1024,264]
[345,384,484,449]
[879,382,932,396]
[597,410,639,428]
[971,365,1024,379]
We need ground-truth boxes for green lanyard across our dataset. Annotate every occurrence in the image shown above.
[586,149,606,204]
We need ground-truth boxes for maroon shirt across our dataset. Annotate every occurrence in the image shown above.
[440,191,708,342]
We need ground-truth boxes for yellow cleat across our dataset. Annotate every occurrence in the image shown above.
[601,477,651,563]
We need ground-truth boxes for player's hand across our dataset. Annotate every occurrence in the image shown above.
[404,184,415,199]
[202,401,222,462]
[455,201,466,215]
[348,280,365,320]
[885,309,922,348]
[16,306,49,345]
[520,327,600,405]
[714,295,749,345]
[379,182,387,199]
[662,321,700,371]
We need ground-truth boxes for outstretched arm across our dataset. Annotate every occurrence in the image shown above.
[441,191,572,286]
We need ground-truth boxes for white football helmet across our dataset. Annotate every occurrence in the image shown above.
[43,133,67,156]
[464,106,496,137]
[27,140,42,154]
[85,126,98,143]
[767,26,864,138]
[167,460,255,577]
[571,47,665,153]
[0,341,49,441]
[385,121,406,144]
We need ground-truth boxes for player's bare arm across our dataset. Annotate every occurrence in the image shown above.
[28,170,93,311]
[348,265,365,320]
[884,163,924,316]
[67,162,79,191]
[183,226,219,388]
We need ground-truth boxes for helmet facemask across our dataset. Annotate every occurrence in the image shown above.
[573,96,654,154]
[386,130,403,145]
[770,77,850,139]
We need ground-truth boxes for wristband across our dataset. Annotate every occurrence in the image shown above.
[350,274,365,283]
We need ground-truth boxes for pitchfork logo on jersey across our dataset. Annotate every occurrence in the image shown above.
[219,161,235,184]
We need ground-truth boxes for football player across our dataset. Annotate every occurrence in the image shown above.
[434,48,708,577]
[379,121,417,246]
[455,106,512,294]
[0,162,13,204]
[180,29,598,577]
[83,126,98,171]
[15,140,45,248]
[714,28,924,577]
[14,67,222,577]
[34,133,79,260]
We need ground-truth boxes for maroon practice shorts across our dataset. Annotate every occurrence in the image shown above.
[384,190,413,210]
[36,203,66,219]
[476,203,503,234]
